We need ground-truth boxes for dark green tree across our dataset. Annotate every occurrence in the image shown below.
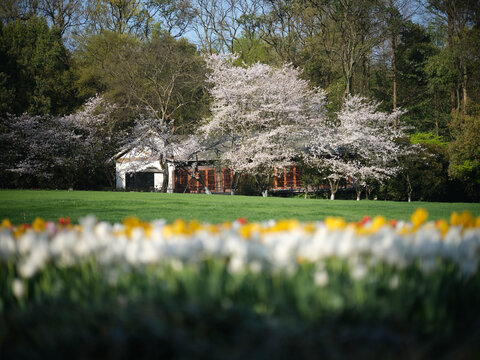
[0,16,77,116]
[448,114,480,200]
[396,21,441,132]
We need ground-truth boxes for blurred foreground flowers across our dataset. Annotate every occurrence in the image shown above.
[1,209,480,279]
[2,209,480,359]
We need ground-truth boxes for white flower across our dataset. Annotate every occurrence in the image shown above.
[0,231,16,259]
[249,260,262,274]
[389,275,400,290]
[12,278,25,299]
[18,259,37,278]
[228,256,245,274]
[314,270,329,287]
[79,215,97,230]
[17,232,37,255]
[351,263,368,280]
[170,258,183,271]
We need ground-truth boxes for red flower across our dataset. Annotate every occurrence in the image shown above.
[359,216,370,225]
[237,217,247,225]
[59,217,71,226]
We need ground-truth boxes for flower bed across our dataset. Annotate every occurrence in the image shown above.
[1,209,480,359]
[1,209,480,279]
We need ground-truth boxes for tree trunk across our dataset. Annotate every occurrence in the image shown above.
[390,0,398,115]
[406,173,412,202]
[451,88,457,115]
[328,178,339,200]
[354,180,361,201]
[161,159,169,193]
[456,87,461,113]
[262,189,268,197]
[463,63,468,115]
[345,72,353,98]
[392,32,398,127]
[365,186,371,200]
[230,172,241,195]
[447,13,457,115]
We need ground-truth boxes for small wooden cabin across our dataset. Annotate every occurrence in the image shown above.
[171,165,305,194]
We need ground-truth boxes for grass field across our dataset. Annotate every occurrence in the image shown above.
[1,189,479,224]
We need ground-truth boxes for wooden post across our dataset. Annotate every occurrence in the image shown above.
[293,166,297,189]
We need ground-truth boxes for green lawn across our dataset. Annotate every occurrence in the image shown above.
[1,190,479,224]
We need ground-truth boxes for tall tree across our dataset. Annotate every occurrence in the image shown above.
[257,0,301,64]
[104,32,208,133]
[86,0,149,37]
[0,0,40,22]
[191,0,261,54]
[146,0,195,38]
[302,0,385,97]
[396,21,439,131]
[73,30,138,100]
[424,0,480,114]
[448,114,480,200]
[38,0,86,37]
[0,16,77,115]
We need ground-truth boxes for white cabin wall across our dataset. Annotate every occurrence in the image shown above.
[115,162,126,189]
[115,157,164,190]
[154,173,163,191]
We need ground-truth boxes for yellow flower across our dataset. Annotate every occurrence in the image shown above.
[450,212,460,226]
[162,224,174,238]
[476,216,480,228]
[239,224,253,238]
[370,216,387,233]
[324,217,347,231]
[460,211,474,228]
[13,227,26,238]
[206,224,219,234]
[436,219,449,238]
[222,222,232,230]
[398,225,409,236]
[450,211,475,228]
[238,223,262,239]
[303,222,316,233]
[142,222,152,238]
[411,208,428,231]
[271,219,300,232]
[355,225,370,236]
[122,217,153,238]
[123,216,142,228]
[188,220,202,233]
[32,217,46,232]
[1,218,12,229]
[172,219,189,235]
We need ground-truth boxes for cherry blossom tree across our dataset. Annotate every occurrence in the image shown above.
[308,95,407,200]
[0,96,120,189]
[201,54,326,196]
